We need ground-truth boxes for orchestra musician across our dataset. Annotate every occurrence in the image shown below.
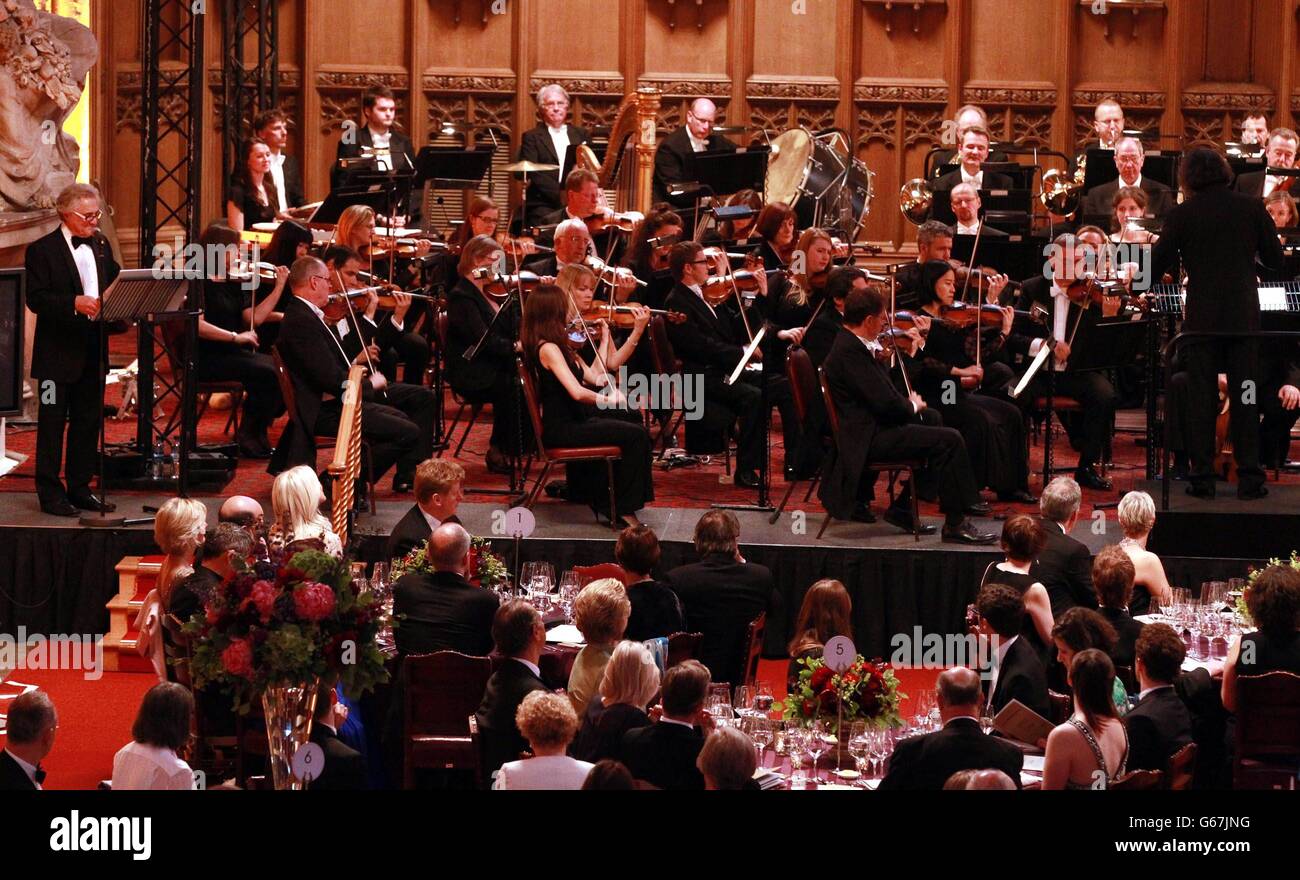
[518,84,590,227]
[652,98,738,208]
[521,283,653,527]
[1083,98,1126,153]
[332,86,419,225]
[895,221,954,308]
[1109,187,1159,245]
[254,108,305,213]
[556,263,649,371]
[753,202,797,268]
[817,284,996,544]
[252,219,314,353]
[26,183,121,517]
[536,168,618,253]
[1081,137,1175,221]
[1151,148,1285,500]
[1265,190,1299,232]
[524,218,639,302]
[226,138,279,233]
[950,183,1007,237]
[930,105,1010,175]
[768,227,836,331]
[932,127,1012,196]
[1233,128,1299,199]
[714,189,763,245]
[803,266,866,369]
[1240,113,1270,147]
[621,207,683,308]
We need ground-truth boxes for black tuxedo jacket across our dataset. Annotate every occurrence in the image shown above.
[929,148,1011,178]
[521,253,560,277]
[392,569,499,657]
[385,506,460,563]
[988,635,1051,720]
[879,717,1024,790]
[666,552,780,686]
[1151,184,1284,333]
[1099,606,1144,670]
[817,328,919,519]
[1123,685,1194,773]
[801,305,844,369]
[332,126,416,188]
[662,282,752,380]
[652,127,737,206]
[1014,275,1104,368]
[272,295,358,468]
[621,720,706,790]
[0,750,38,791]
[307,724,366,790]
[475,658,549,775]
[518,124,590,223]
[444,276,517,396]
[25,227,121,383]
[1232,170,1269,199]
[933,168,1014,194]
[1082,175,1175,220]
[1028,516,1097,617]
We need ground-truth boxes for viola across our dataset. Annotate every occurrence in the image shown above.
[583,210,645,235]
[576,300,687,328]
[948,260,1023,296]
[700,268,787,306]
[583,256,648,290]
[321,288,377,323]
[471,268,542,300]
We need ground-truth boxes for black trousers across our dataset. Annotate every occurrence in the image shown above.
[1259,384,1300,469]
[543,414,654,518]
[865,412,979,524]
[929,392,1028,494]
[314,382,435,482]
[35,366,103,505]
[379,329,432,387]
[688,371,800,474]
[452,367,528,456]
[1028,368,1116,468]
[194,346,284,436]
[1182,338,1264,491]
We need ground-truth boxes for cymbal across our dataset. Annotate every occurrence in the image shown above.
[504,160,560,173]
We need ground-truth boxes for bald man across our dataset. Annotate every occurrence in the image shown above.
[218,495,264,531]
[391,523,498,657]
[949,183,1007,237]
[1081,136,1174,220]
[652,97,738,207]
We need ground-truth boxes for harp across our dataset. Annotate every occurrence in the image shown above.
[328,364,366,545]
[574,87,662,215]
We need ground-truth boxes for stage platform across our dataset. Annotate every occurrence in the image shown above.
[1144,479,1300,567]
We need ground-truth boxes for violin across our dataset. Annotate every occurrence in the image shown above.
[364,237,449,261]
[228,261,282,283]
[583,256,648,290]
[700,269,787,306]
[948,261,1023,297]
[471,267,542,299]
[321,288,378,323]
[576,300,688,328]
[1063,276,1148,311]
[583,210,645,235]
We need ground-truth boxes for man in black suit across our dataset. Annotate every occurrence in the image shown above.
[386,458,465,563]
[652,98,738,208]
[947,183,1007,237]
[1081,137,1175,221]
[816,285,994,543]
[274,256,434,490]
[928,105,1010,177]
[1125,624,1194,773]
[1030,476,1097,617]
[621,660,710,790]
[392,522,498,657]
[932,127,1013,210]
[25,184,121,517]
[0,690,56,790]
[255,108,306,212]
[307,683,367,790]
[880,667,1024,790]
[893,221,953,310]
[1231,128,1298,199]
[666,511,782,686]
[171,524,252,624]
[1152,148,1285,500]
[475,601,549,778]
[518,84,590,226]
[331,86,420,225]
[976,583,1051,720]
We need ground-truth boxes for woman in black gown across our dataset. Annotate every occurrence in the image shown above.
[225,138,279,233]
[978,514,1056,665]
[521,285,654,526]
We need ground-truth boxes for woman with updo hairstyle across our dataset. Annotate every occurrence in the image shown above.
[1052,607,1129,714]
[1114,490,1172,615]
[979,514,1054,660]
[135,497,209,680]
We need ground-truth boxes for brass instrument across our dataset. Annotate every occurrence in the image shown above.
[899,178,934,226]
[573,88,661,215]
[1040,153,1088,217]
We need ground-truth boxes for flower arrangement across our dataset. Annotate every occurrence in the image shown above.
[391,535,509,590]
[1241,552,1300,625]
[784,655,905,734]
[186,549,390,712]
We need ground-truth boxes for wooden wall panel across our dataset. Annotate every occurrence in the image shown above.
[642,0,730,80]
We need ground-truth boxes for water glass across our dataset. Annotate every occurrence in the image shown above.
[559,569,582,598]
[733,685,756,719]
[754,681,775,716]
[786,726,809,786]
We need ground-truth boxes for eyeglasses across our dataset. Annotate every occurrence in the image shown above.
[67,209,102,223]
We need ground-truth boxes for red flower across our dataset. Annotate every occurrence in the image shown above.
[810,665,834,691]
[221,638,255,678]
[293,581,336,622]
[801,698,816,717]
[242,579,279,623]
[818,689,838,710]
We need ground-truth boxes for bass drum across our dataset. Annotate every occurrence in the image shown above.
[827,157,874,239]
[765,128,869,236]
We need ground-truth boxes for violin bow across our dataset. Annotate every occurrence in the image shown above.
[332,268,387,400]
[886,273,916,399]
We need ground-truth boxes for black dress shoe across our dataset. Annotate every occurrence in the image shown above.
[997,489,1038,504]
[41,498,79,517]
[68,493,116,513]
[734,470,760,489]
[238,440,273,459]
[544,480,569,499]
[883,507,938,535]
[1238,484,1268,501]
[965,501,993,516]
[392,477,413,494]
[1185,483,1216,500]
[1075,467,1113,492]
[942,519,999,545]
[849,506,877,524]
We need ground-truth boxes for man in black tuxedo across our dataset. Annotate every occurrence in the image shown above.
[1152,148,1285,500]
[893,221,953,310]
[171,524,252,624]
[307,683,367,790]
[929,105,1010,177]
[1029,476,1097,617]
[652,98,738,208]
[0,690,56,791]
[621,660,710,790]
[932,127,1013,209]
[1081,137,1175,221]
[518,84,590,226]
[331,86,420,226]
[1231,128,1298,199]
[880,667,1024,790]
[255,108,306,211]
[25,183,121,517]
[976,583,1051,720]
[274,256,434,490]
[392,523,498,657]
[1125,624,1194,774]
[666,511,781,686]
[816,284,994,543]
[475,601,549,778]
[386,458,465,563]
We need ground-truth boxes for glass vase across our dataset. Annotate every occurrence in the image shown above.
[261,680,320,790]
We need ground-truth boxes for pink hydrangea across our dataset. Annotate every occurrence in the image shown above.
[221,638,255,678]
[247,579,279,622]
[293,581,336,622]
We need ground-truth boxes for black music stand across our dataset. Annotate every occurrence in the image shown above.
[414,146,493,236]
[348,168,417,227]
[711,327,774,513]
[313,185,397,227]
[83,270,189,527]
[950,234,1046,284]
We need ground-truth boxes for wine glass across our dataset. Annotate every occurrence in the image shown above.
[559,569,582,598]
[869,729,891,778]
[754,681,775,717]
[786,726,808,786]
[733,685,756,720]
[913,689,935,732]
[746,717,775,768]
[980,712,995,735]
[806,720,828,784]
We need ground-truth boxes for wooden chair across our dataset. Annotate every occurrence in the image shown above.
[1165,742,1197,791]
[1047,689,1072,724]
[1110,769,1163,790]
[770,346,828,524]
[742,611,767,688]
[270,346,375,514]
[515,358,623,529]
[816,365,924,540]
[1233,670,1300,789]
[401,651,493,789]
[666,631,705,668]
[434,309,486,457]
[161,318,244,438]
[573,563,628,585]
[646,315,731,471]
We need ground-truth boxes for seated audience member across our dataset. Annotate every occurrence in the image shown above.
[942,768,1018,790]
[568,579,633,716]
[571,640,659,763]
[0,690,57,790]
[1052,607,1130,714]
[493,693,593,790]
[697,726,759,791]
[218,495,264,532]
[1222,563,1300,713]
[980,514,1054,663]
[1031,477,1098,617]
[476,601,549,778]
[1041,650,1130,789]
[392,523,499,656]
[621,660,710,790]
[976,583,1050,720]
[1092,545,1145,670]
[306,681,366,790]
[786,579,853,688]
[269,466,342,555]
[111,682,195,791]
[581,760,638,791]
[616,525,685,641]
[1115,490,1172,615]
[1124,624,1194,773]
[880,667,1024,790]
[667,511,781,686]
[386,459,465,563]
[136,497,209,680]
[170,524,253,624]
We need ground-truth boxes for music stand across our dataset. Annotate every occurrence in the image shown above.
[83,270,190,527]
[414,146,493,237]
[690,147,769,197]
[312,185,398,227]
[950,234,1045,282]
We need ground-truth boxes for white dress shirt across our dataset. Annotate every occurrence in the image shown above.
[547,125,569,184]
[419,506,442,534]
[295,295,352,387]
[492,755,594,790]
[961,168,983,190]
[1264,174,1289,198]
[268,151,288,213]
[368,127,393,171]
[1028,283,1071,371]
[4,749,41,789]
[688,132,709,153]
[1119,173,1142,191]
[111,741,193,791]
[956,221,981,236]
[61,224,100,305]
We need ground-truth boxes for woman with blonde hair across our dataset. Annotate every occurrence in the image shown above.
[570,640,660,762]
[1115,490,1172,615]
[567,578,633,715]
[493,691,593,790]
[135,497,208,679]
[269,465,343,556]
[555,263,648,373]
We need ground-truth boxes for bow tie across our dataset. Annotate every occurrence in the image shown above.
[34,765,46,785]
[71,235,95,250]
